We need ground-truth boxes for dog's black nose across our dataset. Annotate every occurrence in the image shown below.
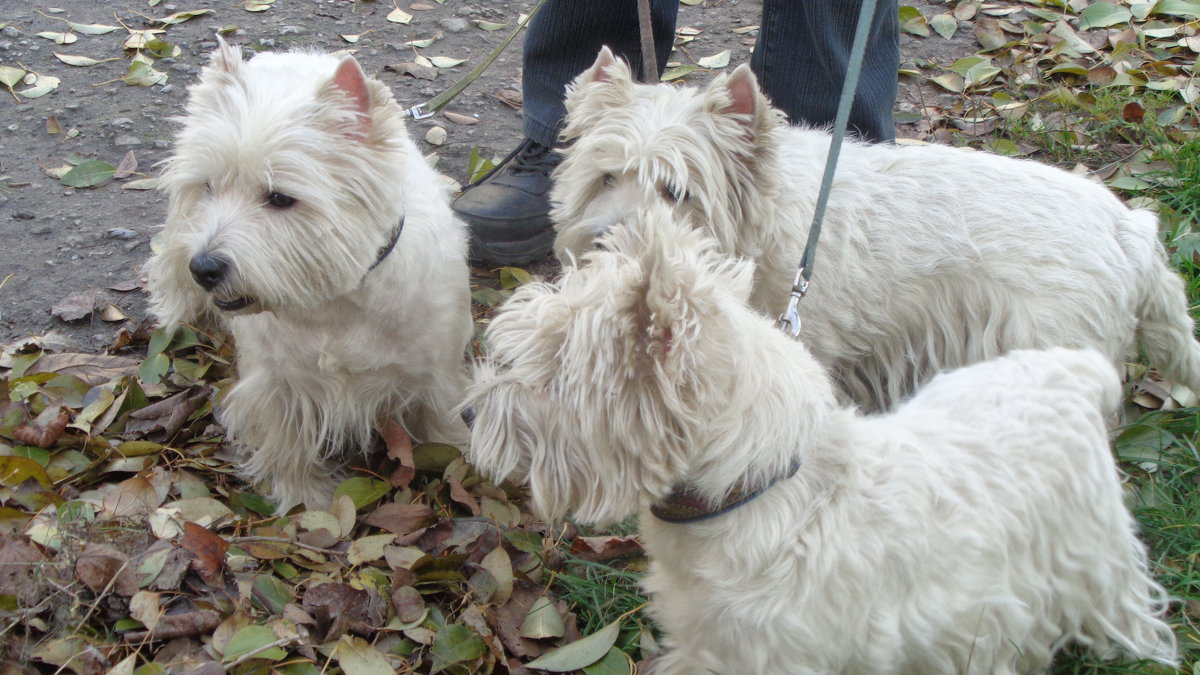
[189,254,228,290]
[460,406,475,430]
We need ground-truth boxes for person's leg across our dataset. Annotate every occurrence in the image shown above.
[523,0,678,145]
[751,0,899,143]
[454,0,678,266]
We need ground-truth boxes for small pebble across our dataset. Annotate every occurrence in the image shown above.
[438,17,470,33]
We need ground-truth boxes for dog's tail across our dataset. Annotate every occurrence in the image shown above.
[1130,211,1200,395]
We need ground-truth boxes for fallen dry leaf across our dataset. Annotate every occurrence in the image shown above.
[102,475,165,519]
[568,534,644,562]
[113,150,138,179]
[50,290,100,321]
[385,61,438,80]
[0,535,49,605]
[181,521,228,586]
[491,88,523,110]
[303,582,387,641]
[75,544,139,596]
[125,385,211,442]
[12,404,70,448]
[363,502,435,535]
[121,608,222,642]
[443,111,479,125]
[29,352,140,385]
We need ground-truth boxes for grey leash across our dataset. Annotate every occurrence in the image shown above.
[402,0,550,120]
[776,0,879,339]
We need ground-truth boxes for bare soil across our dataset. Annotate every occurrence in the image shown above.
[0,0,960,350]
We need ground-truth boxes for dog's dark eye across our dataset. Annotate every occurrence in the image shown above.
[267,192,296,208]
[602,173,615,188]
[663,182,687,204]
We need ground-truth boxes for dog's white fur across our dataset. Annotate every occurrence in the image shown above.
[553,47,1200,411]
[467,207,1177,674]
[147,40,472,512]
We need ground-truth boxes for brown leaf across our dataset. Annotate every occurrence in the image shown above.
[390,463,416,489]
[567,535,643,562]
[448,477,481,515]
[102,475,164,519]
[125,385,211,442]
[12,405,70,448]
[973,17,1008,51]
[363,502,435,535]
[303,582,386,640]
[120,608,222,642]
[491,88,523,110]
[29,352,141,385]
[953,3,977,20]
[108,278,143,292]
[75,544,139,596]
[113,150,138,179]
[391,585,426,623]
[443,111,479,125]
[180,521,227,586]
[1088,65,1117,85]
[0,535,49,606]
[382,418,415,466]
[385,61,438,80]
[490,581,580,660]
[51,290,100,322]
[1123,101,1146,123]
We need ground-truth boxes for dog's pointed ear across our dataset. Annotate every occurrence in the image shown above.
[577,46,621,86]
[210,34,243,74]
[563,46,635,134]
[704,64,779,138]
[329,56,373,138]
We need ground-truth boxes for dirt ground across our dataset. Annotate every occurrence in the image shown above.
[0,0,960,351]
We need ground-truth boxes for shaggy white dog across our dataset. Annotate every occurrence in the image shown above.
[466,207,1177,674]
[553,47,1200,411]
[146,39,472,512]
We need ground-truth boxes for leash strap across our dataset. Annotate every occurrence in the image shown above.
[636,0,659,84]
[776,0,879,338]
[404,0,551,120]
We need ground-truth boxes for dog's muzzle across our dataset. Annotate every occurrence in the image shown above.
[189,253,257,312]
[189,253,229,290]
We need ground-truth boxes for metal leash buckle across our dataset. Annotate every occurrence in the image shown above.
[402,103,435,120]
[775,267,809,339]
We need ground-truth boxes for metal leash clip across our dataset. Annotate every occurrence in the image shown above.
[775,267,809,339]
[402,103,435,120]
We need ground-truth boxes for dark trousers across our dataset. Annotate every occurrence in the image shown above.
[522,0,900,145]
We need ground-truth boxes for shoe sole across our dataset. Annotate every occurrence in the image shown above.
[469,228,556,267]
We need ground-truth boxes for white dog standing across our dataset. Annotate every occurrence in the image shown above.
[553,48,1200,411]
[466,208,1177,674]
[147,39,472,512]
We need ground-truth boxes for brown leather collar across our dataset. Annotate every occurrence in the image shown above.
[649,458,802,524]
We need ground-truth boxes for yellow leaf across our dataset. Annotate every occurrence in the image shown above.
[697,49,731,69]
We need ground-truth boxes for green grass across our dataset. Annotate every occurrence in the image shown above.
[981,87,1178,168]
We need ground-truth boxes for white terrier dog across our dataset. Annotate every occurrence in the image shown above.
[147,39,472,512]
[553,48,1200,411]
[466,208,1177,674]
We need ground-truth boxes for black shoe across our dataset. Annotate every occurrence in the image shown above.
[453,138,562,267]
